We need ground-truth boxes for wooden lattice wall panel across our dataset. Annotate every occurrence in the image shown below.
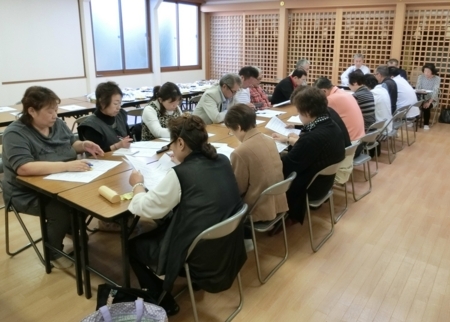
[401,8,450,108]
[287,11,336,84]
[244,13,279,84]
[339,10,395,82]
[209,15,244,80]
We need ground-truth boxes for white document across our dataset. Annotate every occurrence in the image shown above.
[44,160,122,183]
[59,105,87,111]
[256,120,266,125]
[131,141,168,150]
[265,117,301,136]
[211,143,228,148]
[263,134,288,153]
[208,133,215,137]
[286,115,302,124]
[255,109,287,118]
[216,146,235,160]
[125,154,175,190]
[0,106,16,113]
[112,148,140,156]
[272,100,291,108]
[11,111,21,116]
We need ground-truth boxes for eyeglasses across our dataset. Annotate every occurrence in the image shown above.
[225,84,237,95]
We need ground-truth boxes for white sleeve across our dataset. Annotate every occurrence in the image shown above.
[142,106,170,138]
[128,169,181,219]
[214,110,227,123]
[340,66,353,85]
[234,89,250,104]
[362,65,371,74]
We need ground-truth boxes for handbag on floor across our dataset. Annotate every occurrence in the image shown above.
[96,284,157,310]
[439,108,450,124]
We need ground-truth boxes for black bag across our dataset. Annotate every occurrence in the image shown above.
[96,283,157,310]
[439,109,450,124]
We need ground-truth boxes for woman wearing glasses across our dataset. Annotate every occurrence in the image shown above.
[127,114,243,315]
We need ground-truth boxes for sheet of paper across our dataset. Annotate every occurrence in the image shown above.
[255,119,266,125]
[211,143,229,148]
[263,134,288,153]
[272,100,291,108]
[286,115,302,124]
[131,141,168,149]
[44,160,122,183]
[59,105,87,111]
[112,148,140,156]
[125,155,175,190]
[0,106,16,113]
[216,146,235,160]
[255,109,287,119]
[265,117,301,136]
[208,133,215,137]
[11,111,21,116]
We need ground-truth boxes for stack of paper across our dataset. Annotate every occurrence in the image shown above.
[255,110,287,119]
[265,117,301,137]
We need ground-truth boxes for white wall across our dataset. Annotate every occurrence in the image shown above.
[0,0,206,106]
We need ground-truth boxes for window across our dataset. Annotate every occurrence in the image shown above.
[158,1,201,71]
[91,0,151,76]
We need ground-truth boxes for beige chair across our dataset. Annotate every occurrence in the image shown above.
[381,109,407,164]
[404,100,423,146]
[248,172,296,284]
[366,119,387,177]
[71,115,89,133]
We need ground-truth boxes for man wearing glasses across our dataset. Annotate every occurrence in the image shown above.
[193,73,242,125]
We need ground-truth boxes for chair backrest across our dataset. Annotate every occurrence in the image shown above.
[189,95,202,104]
[367,119,386,132]
[185,204,248,258]
[249,172,297,214]
[127,107,144,117]
[412,99,424,108]
[307,162,342,190]
[345,140,360,157]
[382,109,407,133]
[71,115,89,132]
[396,104,410,113]
[360,129,381,144]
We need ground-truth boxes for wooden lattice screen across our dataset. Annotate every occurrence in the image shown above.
[287,11,336,84]
[339,10,395,83]
[244,13,279,93]
[401,8,450,108]
[209,15,244,80]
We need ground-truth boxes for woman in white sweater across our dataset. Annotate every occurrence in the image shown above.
[141,82,182,141]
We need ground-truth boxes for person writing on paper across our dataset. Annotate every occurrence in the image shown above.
[340,53,371,86]
[78,81,132,152]
[127,114,243,315]
[233,66,260,108]
[193,73,242,125]
[2,86,104,269]
[416,63,441,130]
[224,104,288,225]
[273,87,345,225]
[271,68,307,106]
[141,82,182,141]
[250,67,272,109]
[294,58,310,85]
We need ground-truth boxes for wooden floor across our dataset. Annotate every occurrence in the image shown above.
[1,122,450,322]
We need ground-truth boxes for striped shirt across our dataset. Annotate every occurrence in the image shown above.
[353,86,376,131]
[416,75,441,105]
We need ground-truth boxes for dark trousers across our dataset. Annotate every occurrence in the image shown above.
[422,103,433,126]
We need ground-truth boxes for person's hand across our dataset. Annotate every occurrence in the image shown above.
[285,124,295,129]
[118,136,133,149]
[66,160,92,172]
[129,169,144,186]
[272,133,288,143]
[287,133,299,145]
[83,141,104,158]
[247,103,256,110]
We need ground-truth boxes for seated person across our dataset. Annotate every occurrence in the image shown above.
[388,67,418,117]
[233,66,260,107]
[387,58,407,80]
[224,104,288,222]
[295,58,310,85]
[374,65,398,114]
[314,77,365,144]
[273,87,345,224]
[416,63,441,130]
[363,74,392,132]
[193,73,241,125]
[348,70,376,131]
[141,82,182,141]
[340,53,371,85]
[78,81,133,152]
[127,114,243,315]
[250,67,272,109]
[270,68,306,105]
[2,86,103,269]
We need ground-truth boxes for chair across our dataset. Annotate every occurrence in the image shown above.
[392,105,410,151]
[334,142,359,223]
[380,110,407,164]
[126,107,144,124]
[248,172,296,284]
[366,119,387,177]
[71,115,89,133]
[404,100,423,146]
[306,162,341,252]
[161,204,248,322]
[188,95,202,111]
[350,130,380,201]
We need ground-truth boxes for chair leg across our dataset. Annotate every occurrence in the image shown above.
[185,263,200,322]
[225,273,244,322]
[406,119,416,146]
[306,193,335,253]
[431,106,440,127]
[5,203,45,265]
[250,215,288,284]
[350,161,373,201]
[387,136,396,164]
[334,183,348,224]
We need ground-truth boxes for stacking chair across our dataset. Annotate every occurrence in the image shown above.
[160,204,248,322]
[126,107,144,124]
[306,162,341,252]
[392,105,410,151]
[188,95,202,111]
[71,115,89,133]
[334,142,359,223]
[366,119,386,177]
[381,110,407,164]
[248,172,296,284]
[404,100,423,146]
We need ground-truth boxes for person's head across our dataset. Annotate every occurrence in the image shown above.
[354,53,364,69]
[387,58,399,67]
[296,58,310,73]
[348,70,365,91]
[219,73,242,99]
[313,77,334,97]
[238,66,259,89]
[375,65,389,83]
[422,63,438,78]
[291,86,328,125]
[168,114,217,163]
[291,68,307,86]
[151,82,182,115]
[95,81,123,117]
[363,74,379,90]
[19,86,60,128]
[224,104,256,142]
[388,66,400,78]
[254,66,263,87]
